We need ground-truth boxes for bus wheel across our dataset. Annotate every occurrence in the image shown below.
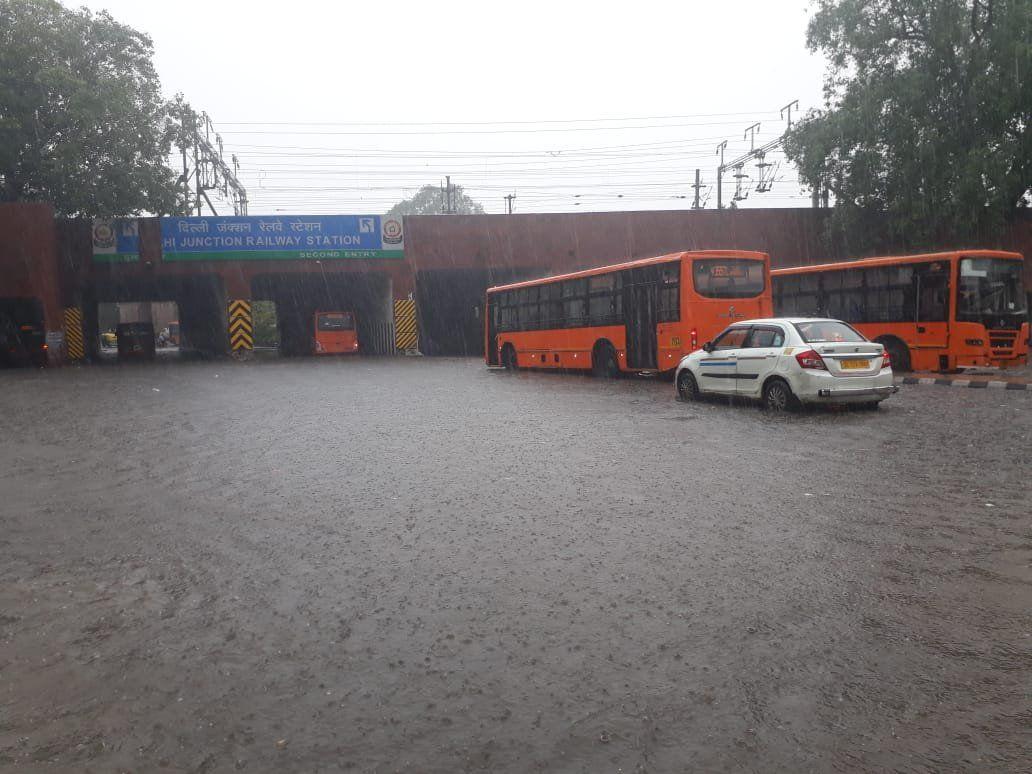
[676,370,699,401]
[592,342,619,378]
[502,344,518,370]
[876,337,910,372]
[763,378,798,412]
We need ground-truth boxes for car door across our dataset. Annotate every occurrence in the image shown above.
[697,326,749,394]
[736,325,786,397]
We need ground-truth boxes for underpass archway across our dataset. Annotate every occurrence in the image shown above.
[251,271,394,356]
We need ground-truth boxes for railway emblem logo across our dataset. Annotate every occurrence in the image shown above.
[719,305,745,319]
[92,220,116,250]
[382,218,403,245]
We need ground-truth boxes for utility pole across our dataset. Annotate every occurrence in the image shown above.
[715,100,799,209]
[715,141,727,210]
[439,175,456,213]
[180,105,190,216]
[780,99,799,129]
[504,193,516,214]
[175,105,248,216]
[744,122,761,151]
[192,121,201,216]
[691,169,703,209]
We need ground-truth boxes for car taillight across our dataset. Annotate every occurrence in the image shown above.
[880,349,891,368]
[794,349,826,370]
[690,328,698,350]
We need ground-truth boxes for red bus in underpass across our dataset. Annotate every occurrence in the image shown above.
[314,311,359,355]
[485,250,772,375]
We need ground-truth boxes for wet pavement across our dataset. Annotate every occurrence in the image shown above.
[1,358,1029,773]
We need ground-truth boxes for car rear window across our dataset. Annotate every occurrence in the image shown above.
[794,320,865,343]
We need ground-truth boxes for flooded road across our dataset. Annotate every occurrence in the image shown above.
[1,358,1029,772]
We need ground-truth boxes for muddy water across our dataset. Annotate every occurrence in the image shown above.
[0,358,1029,772]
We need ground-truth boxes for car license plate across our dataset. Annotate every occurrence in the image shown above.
[840,358,869,369]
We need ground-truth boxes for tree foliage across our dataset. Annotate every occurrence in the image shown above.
[386,184,485,217]
[0,0,179,216]
[785,0,1032,249]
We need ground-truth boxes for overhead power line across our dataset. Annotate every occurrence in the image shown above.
[217,111,783,127]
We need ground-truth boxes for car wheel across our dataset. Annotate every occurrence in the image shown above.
[676,369,699,401]
[762,379,797,412]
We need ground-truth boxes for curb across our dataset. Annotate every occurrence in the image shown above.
[897,376,1030,391]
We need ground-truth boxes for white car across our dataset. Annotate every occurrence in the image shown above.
[675,318,899,410]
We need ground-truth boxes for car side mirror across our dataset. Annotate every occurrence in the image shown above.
[702,342,714,353]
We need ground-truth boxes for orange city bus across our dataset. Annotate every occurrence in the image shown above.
[314,310,359,355]
[772,250,1029,371]
[485,250,772,375]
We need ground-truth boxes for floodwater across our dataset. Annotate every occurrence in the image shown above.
[1,358,1029,772]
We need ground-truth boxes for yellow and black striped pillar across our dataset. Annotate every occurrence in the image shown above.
[63,307,85,361]
[394,298,418,353]
[227,300,254,352]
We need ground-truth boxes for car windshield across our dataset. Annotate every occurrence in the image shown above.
[957,258,1027,322]
[794,320,865,343]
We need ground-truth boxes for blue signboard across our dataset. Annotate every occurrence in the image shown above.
[160,215,404,261]
[92,218,140,262]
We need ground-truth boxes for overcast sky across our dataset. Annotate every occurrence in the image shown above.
[80,0,829,215]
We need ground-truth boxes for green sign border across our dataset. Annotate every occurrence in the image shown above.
[162,249,404,262]
[93,253,140,263]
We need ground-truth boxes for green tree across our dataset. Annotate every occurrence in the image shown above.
[785,0,1032,250]
[386,184,485,217]
[0,0,179,215]
[251,301,279,348]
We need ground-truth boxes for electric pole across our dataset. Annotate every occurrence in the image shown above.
[504,193,516,214]
[780,99,799,129]
[691,169,702,209]
[715,141,727,210]
[441,176,457,214]
[715,99,799,210]
[175,105,248,216]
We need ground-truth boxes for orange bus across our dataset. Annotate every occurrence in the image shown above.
[314,310,359,355]
[485,250,772,375]
[772,250,1028,371]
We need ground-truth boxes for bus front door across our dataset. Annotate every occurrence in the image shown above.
[913,263,950,354]
[625,268,659,369]
[486,299,499,366]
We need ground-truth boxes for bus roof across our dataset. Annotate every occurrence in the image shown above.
[486,250,769,294]
[771,250,1022,275]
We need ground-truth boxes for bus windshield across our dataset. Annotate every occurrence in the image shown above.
[957,258,1027,323]
[317,313,355,330]
[693,259,765,298]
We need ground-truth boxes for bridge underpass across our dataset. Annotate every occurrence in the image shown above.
[251,271,395,357]
[85,275,228,360]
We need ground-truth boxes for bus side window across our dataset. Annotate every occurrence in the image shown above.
[865,265,913,322]
[562,279,588,327]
